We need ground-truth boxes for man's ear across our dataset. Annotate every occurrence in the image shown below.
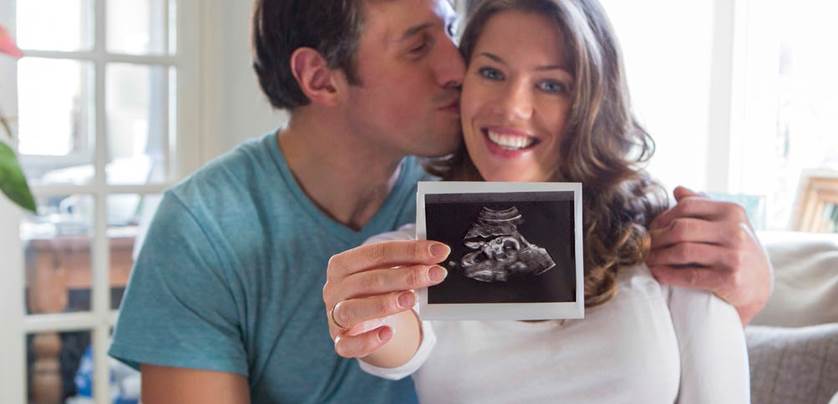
[289,47,345,107]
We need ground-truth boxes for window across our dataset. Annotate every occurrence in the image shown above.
[600,0,716,193]
[0,0,201,402]
[727,0,838,230]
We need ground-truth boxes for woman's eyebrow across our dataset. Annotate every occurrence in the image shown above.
[479,52,570,73]
[478,52,507,65]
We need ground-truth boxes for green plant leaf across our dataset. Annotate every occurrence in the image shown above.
[0,141,37,214]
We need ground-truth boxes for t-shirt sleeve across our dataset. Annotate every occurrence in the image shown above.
[667,286,750,404]
[109,193,248,376]
[358,223,436,380]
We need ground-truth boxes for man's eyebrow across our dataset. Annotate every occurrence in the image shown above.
[479,52,570,72]
[398,22,434,42]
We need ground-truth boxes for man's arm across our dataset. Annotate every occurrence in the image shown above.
[110,194,249,393]
[646,186,774,325]
[141,365,249,404]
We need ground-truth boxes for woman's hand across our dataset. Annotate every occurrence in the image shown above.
[323,240,449,364]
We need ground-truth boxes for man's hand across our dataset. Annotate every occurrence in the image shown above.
[646,186,774,325]
[323,240,449,361]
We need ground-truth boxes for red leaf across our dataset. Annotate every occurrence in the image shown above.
[0,25,23,59]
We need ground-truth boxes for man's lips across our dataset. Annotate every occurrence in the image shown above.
[440,99,460,113]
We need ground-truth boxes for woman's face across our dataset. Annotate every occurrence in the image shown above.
[461,10,574,182]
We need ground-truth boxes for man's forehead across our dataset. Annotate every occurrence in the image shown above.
[364,0,457,35]
[362,0,458,43]
[364,0,455,9]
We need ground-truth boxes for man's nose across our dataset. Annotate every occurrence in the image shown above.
[435,36,465,89]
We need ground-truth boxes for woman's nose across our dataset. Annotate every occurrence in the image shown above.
[494,79,533,121]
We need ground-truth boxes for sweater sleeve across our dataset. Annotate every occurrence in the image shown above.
[356,223,437,380]
[666,286,751,404]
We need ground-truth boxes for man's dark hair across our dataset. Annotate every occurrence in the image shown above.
[252,0,364,110]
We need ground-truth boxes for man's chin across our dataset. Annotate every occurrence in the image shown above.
[413,138,462,159]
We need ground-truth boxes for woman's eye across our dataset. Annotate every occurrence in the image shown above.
[478,67,504,81]
[537,80,568,94]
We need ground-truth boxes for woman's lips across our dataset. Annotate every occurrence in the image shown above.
[481,127,539,158]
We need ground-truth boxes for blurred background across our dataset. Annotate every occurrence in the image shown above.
[0,0,836,403]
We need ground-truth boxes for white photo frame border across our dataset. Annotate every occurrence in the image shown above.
[416,181,585,321]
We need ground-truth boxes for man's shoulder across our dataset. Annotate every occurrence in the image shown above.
[146,133,293,254]
[173,134,274,199]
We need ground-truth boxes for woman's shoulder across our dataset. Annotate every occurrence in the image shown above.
[607,264,666,304]
[608,264,734,318]
[617,265,742,350]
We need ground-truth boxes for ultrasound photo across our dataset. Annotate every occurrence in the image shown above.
[416,182,585,321]
[457,206,556,283]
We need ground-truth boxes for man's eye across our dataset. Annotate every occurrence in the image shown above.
[537,80,569,94]
[478,67,504,81]
[409,43,428,56]
[446,19,459,37]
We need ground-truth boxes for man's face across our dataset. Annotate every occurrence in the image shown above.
[345,0,465,158]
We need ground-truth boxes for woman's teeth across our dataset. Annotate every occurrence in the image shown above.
[487,130,535,150]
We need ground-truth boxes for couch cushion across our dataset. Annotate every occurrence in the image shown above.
[754,231,838,327]
[747,323,838,404]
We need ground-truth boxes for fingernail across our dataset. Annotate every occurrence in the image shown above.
[377,326,393,342]
[430,243,451,259]
[398,291,415,308]
[428,265,447,282]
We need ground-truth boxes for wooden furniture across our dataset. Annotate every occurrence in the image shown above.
[25,234,134,403]
[794,174,838,233]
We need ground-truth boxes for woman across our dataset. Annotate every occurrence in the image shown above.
[357,0,749,402]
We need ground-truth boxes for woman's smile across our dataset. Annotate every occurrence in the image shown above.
[482,126,541,157]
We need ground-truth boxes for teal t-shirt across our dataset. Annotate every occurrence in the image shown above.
[110,133,423,403]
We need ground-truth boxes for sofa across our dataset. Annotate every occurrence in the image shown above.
[748,231,838,404]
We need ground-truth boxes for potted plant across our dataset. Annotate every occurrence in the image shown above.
[0,25,36,213]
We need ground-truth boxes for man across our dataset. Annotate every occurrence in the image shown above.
[111,0,462,402]
[111,0,772,403]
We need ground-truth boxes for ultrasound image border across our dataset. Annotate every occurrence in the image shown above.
[416,181,585,321]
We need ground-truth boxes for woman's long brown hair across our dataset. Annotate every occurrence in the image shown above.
[427,0,669,308]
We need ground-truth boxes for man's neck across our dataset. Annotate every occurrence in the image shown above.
[278,112,405,231]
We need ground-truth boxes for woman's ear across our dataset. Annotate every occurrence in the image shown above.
[289,47,345,107]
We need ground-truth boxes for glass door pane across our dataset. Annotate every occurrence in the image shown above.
[16,0,94,52]
[22,195,95,314]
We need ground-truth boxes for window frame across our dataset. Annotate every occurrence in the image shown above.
[0,0,202,402]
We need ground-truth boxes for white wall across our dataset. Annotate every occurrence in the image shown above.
[199,0,287,160]
[600,0,716,193]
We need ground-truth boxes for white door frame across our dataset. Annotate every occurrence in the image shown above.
[0,0,202,402]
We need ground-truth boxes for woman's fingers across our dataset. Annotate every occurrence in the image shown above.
[331,291,416,333]
[334,327,394,359]
[327,240,451,280]
[327,264,447,306]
